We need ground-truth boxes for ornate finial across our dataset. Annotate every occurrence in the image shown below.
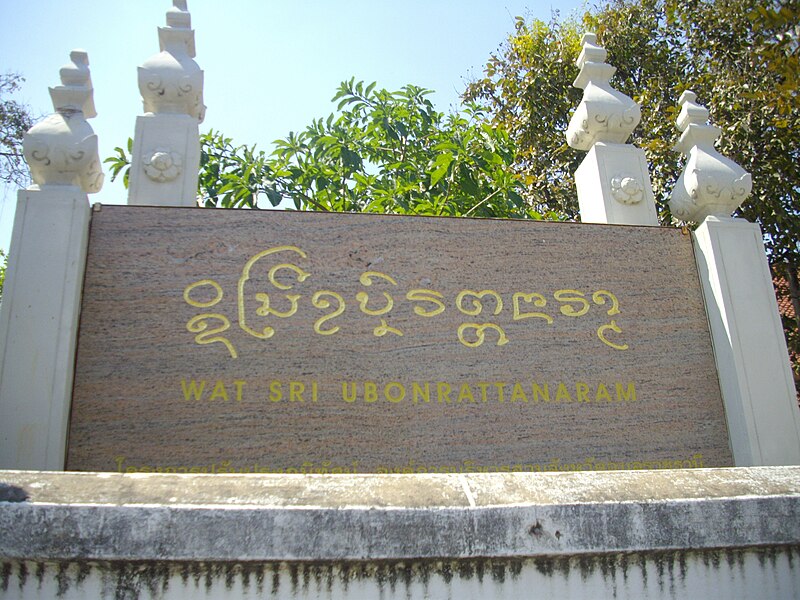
[48,50,96,118]
[675,91,709,131]
[166,0,191,30]
[128,1,204,207]
[138,0,204,121]
[22,50,103,192]
[566,33,641,151]
[574,33,607,68]
[59,49,90,85]
[669,91,752,222]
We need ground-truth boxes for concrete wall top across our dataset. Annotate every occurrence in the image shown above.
[1,467,799,562]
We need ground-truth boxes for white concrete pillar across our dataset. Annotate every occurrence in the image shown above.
[0,51,102,470]
[671,91,800,465]
[694,218,800,465]
[127,0,205,207]
[567,33,658,226]
[574,143,658,225]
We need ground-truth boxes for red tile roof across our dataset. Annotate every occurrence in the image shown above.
[775,277,797,321]
[774,275,799,402]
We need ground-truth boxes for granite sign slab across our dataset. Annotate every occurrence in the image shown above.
[66,206,733,473]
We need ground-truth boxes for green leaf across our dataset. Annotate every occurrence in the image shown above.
[508,189,525,208]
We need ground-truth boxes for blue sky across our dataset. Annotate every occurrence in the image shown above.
[0,0,587,250]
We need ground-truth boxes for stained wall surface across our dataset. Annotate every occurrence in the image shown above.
[2,467,799,599]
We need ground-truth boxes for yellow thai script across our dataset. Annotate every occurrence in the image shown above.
[183,246,629,358]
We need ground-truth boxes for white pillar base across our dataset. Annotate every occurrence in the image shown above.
[575,142,659,226]
[0,188,90,470]
[127,113,200,207]
[694,216,800,465]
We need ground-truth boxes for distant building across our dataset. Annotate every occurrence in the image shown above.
[774,273,800,399]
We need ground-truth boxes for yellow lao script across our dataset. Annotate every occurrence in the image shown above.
[182,245,629,359]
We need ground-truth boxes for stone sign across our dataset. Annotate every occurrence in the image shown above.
[66,206,733,473]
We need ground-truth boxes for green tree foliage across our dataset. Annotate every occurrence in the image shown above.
[107,80,549,220]
[0,73,34,187]
[464,0,800,364]
[464,16,585,219]
[658,0,800,263]
[0,249,6,302]
[0,74,34,302]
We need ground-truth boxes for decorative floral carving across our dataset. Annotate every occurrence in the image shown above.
[669,91,752,222]
[81,157,104,194]
[143,149,183,182]
[610,175,643,205]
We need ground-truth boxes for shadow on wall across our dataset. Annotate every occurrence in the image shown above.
[0,483,28,503]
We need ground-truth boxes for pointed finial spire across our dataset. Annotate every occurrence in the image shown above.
[566,33,641,150]
[22,50,103,192]
[49,50,96,118]
[138,0,204,120]
[166,0,191,30]
[128,1,204,207]
[670,91,752,222]
[567,33,658,226]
